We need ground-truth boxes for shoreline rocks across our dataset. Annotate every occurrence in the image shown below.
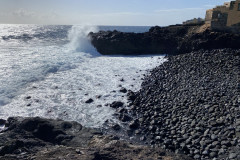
[0,117,192,160]
[123,49,240,159]
[89,24,240,55]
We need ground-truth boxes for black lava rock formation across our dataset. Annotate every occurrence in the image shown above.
[89,24,240,55]
[0,117,192,160]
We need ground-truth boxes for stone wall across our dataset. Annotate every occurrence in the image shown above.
[205,0,240,31]
[205,9,213,25]
[227,0,240,26]
[211,10,228,28]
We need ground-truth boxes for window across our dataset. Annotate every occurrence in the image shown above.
[238,3,240,11]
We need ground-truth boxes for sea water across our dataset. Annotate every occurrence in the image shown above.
[0,24,166,128]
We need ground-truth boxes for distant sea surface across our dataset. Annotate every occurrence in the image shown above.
[0,24,166,128]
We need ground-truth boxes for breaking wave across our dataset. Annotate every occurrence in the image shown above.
[67,25,99,56]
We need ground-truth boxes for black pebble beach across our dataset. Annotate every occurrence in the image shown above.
[126,49,240,159]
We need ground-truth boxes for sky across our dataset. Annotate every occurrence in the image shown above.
[0,0,231,26]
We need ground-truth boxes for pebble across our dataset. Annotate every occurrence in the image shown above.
[112,124,121,131]
[85,98,94,103]
[229,153,237,159]
[119,87,127,93]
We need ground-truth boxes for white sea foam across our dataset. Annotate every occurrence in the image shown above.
[0,24,166,127]
[67,25,99,55]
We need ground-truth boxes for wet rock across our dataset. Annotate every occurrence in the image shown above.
[0,117,192,160]
[0,119,6,125]
[25,96,31,99]
[120,78,124,82]
[119,87,127,93]
[119,114,132,122]
[112,124,121,131]
[96,95,102,99]
[127,90,136,101]
[85,98,94,103]
[129,119,139,130]
[110,101,124,108]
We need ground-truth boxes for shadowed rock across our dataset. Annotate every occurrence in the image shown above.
[89,24,240,55]
[0,117,192,160]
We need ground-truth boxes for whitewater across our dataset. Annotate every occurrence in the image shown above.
[0,24,166,128]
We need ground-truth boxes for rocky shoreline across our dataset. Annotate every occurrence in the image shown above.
[0,117,191,160]
[116,49,239,159]
[0,50,239,160]
[1,25,240,160]
[89,24,240,55]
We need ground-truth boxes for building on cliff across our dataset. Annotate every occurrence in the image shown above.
[205,0,240,32]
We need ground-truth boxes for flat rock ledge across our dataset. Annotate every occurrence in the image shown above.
[0,117,191,160]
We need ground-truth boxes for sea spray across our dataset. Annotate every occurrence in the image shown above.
[0,25,98,106]
[67,25,99,56]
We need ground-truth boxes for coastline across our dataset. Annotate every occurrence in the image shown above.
[0,117,192,160]
[0,24,240,159]
[89,24,240,56]
[1,49,239,160]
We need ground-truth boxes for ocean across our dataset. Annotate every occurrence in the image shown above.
[0,24,166,128]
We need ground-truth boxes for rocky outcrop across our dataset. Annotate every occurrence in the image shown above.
[89,24,240,55]
[123,49,240,159]
[0,117,191,160]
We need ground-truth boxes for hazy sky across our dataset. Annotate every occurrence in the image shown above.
[0,0,231,26]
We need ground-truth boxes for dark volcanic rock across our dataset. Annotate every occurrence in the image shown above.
[0,119,6,125]
[85,98,94,103]
[119,87,127,93]
[89,24,240,55]
[127,90,137,101]
[129,119,140,130]
[127,49,240,159]
[112,124,121,131]
[0,117,192,160]
[0,117,98,158]
[110,101,124,108]
[89,25,183,55]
